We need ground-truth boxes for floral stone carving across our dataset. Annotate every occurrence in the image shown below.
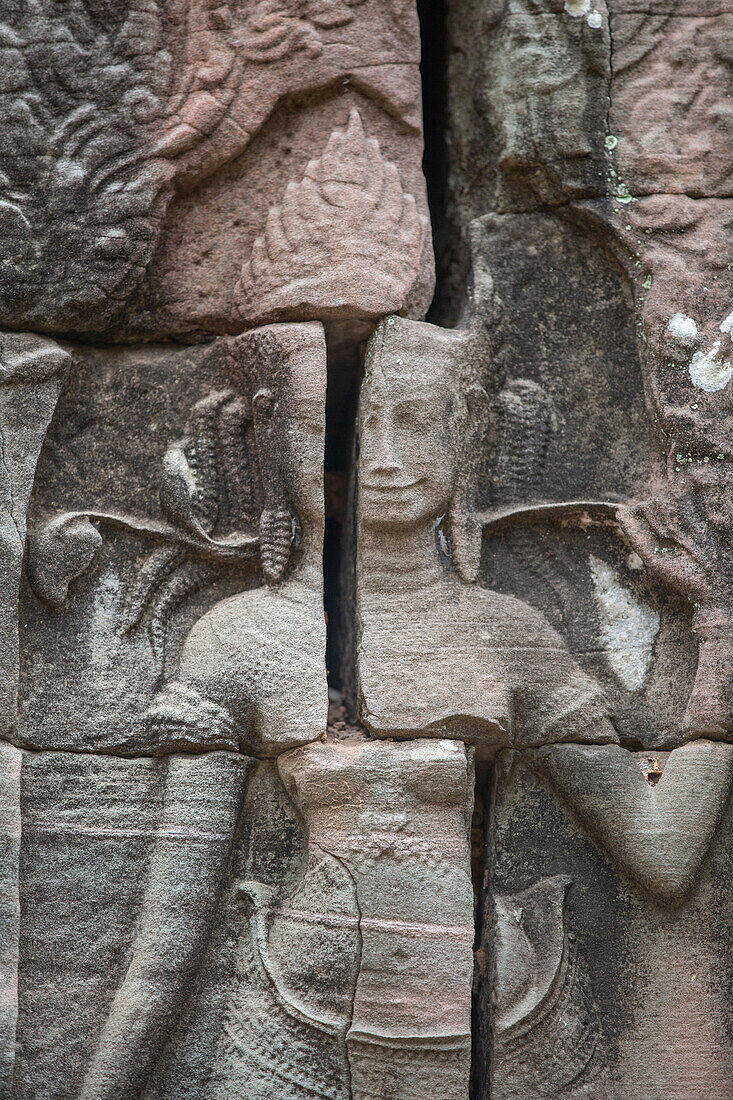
[236,110,430,324]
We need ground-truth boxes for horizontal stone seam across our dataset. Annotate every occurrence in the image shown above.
[3,734,721,759]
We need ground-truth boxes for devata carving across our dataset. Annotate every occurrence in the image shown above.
[5,1,733,1098]
[278,737,474,1100]
[353,267,618,754]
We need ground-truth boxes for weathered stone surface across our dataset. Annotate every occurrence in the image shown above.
[0,335,68,738]
[350,221,702,756]
[279,735,475,1100]
[0,0,432,337]
[482,743,733,1099]
[14,750,249,1100]
[446,0,610,223]
[355,362,619,748]
[610,14,733,199]
[0,742,21,1098]
[19,322,328,756]
[5,0,733,1095]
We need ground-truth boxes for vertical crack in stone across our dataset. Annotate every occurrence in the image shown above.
[323,335,362,697]
[418,0,450,322]
[319,845,363,1100]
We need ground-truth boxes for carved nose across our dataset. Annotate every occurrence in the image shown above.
[368,428,402,476]
[370,458,401,475]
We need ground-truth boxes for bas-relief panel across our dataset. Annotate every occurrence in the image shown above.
[350,220,733,1097]
[3,0,733,1099]
[4,322,331,1098]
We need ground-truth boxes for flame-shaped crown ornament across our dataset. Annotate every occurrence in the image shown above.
[236,109,428,323]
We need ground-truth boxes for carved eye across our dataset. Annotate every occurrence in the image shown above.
[253,387,275,416]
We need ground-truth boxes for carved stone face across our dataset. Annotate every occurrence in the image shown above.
[359,320,459,530]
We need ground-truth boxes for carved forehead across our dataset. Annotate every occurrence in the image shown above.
[363,316,461,396]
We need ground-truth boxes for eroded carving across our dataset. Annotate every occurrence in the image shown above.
[530,739,733,902]
[620,409,733,738]
[211,848,359,1099]
[492,876,610,1099]
[353,239,619,756]
[0,0,431,334]
[487,744,733,1099]
[141,323,328,758]
[9,0,733,1095]
[0,333,68,737]
[236,109,430,324]
[278,736,475,1100]
[0,742,21,1096]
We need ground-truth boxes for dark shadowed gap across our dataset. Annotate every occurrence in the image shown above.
[418,0,451,322]
[323,329,364,694]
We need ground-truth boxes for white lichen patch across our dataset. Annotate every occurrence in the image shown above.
[564,0,590,14]
[667,313,698,346]
[589,556,659,692]
[689,341,733,392]
[587,10,603,27]
[719,309,733,334]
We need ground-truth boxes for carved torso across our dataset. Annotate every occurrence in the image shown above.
[150,579,328,756]
[357,576,614,752]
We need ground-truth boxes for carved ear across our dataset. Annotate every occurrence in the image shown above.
[446,508,483,583]
[447,384,490,584]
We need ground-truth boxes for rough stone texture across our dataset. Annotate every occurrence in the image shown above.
[19,322,328,756]
[16,750,250,1100]
[482,744,733,1099]
[353,305,621,756]
[0,335,68,737]
[279,736,475,1100]
[7,322,330,1098]
[5,0,733,1097]
[0,0,433,337]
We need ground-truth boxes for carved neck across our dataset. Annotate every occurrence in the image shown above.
[358,519,445,593]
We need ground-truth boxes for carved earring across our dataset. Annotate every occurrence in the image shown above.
[446,499,483,584]
[252,386,294,586]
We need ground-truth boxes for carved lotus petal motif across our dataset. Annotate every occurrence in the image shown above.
[236,109,428,322]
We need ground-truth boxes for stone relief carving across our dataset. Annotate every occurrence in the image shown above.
[5,1,733,1098]
[0,0,432,335]
[11,323,329,1098]
[236,110,429,325]
[352,249,619,755]
[487,745,733,1099]
[492,876,610,1099]
[75,325,327,1094]
[212,845,360,1099]
[0,334,68,736]
[277,736,475,1100]
[531,739,733,902]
